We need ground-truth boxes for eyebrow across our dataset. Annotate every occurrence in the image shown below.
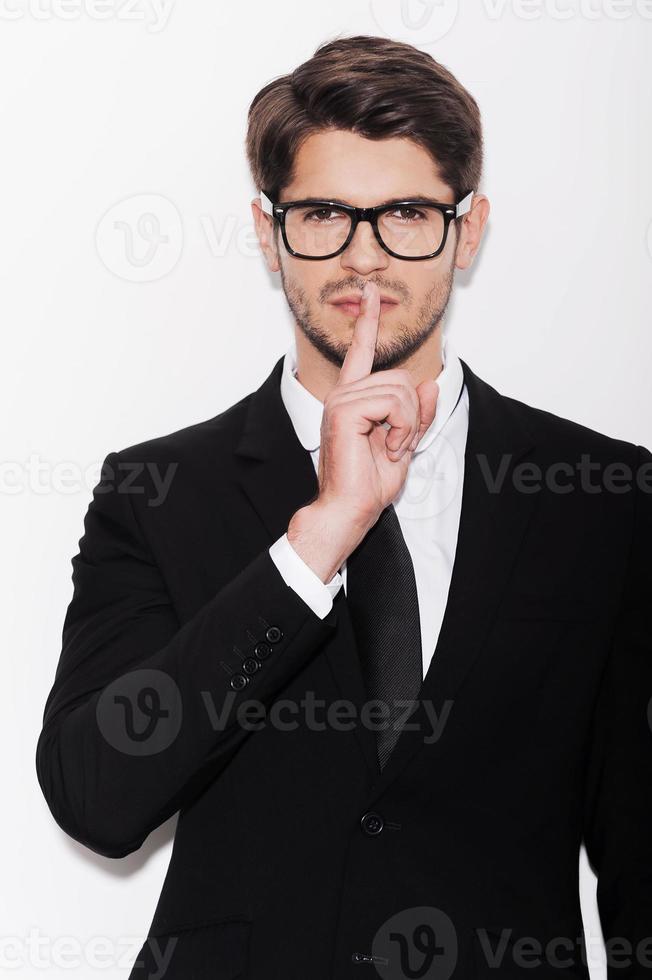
[290,194,446,206]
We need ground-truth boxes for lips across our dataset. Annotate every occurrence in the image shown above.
[331,293,398,307]
[331,294,399,317]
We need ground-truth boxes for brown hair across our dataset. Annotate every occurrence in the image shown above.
[245,34,483,207]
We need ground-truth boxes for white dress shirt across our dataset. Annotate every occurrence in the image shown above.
[269,334,469,680]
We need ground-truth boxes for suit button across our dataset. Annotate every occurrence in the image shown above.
[266,625,283,644]
[243,657,259,675]
[360,812,384,836]
[254,641,272,661]
[230,673,249,691]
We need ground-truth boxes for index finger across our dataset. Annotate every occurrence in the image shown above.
[337,281,381,386]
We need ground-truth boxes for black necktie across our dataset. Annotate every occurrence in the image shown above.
[346,503,423,771]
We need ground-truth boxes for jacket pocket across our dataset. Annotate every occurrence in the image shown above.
[128,914,251,980]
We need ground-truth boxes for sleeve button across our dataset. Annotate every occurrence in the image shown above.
[254,641,272,661]
[265,626,283,644]
[229,673,249,691]
[243,657,260,675]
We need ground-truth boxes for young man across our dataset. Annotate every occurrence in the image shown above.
[36,35,652,980]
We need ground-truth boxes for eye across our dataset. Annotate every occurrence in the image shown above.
[389,207,427,222]
[303,207,345,223]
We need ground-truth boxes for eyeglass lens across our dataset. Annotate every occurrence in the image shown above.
[284,204,446,258]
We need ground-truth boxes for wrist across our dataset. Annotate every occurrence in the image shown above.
[288,499,367,583]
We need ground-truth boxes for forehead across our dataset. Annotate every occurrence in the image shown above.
[283,129,450,204]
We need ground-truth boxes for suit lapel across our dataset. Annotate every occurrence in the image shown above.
[234,355,319,542]
[364,358,539,805]
[234,353,540,795]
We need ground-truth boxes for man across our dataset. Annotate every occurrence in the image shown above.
[36,34,652,980]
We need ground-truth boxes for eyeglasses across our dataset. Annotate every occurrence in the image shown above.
[260,189,474,261]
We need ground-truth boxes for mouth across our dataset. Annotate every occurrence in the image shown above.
[330,295,399,316]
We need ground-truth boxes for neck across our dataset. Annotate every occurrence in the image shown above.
[293,328,444,403]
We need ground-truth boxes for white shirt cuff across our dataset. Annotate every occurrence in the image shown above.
[269,533,343,619]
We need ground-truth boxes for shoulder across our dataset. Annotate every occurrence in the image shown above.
[463,361,652,507]
[108,390,254,467]
[497,385,648,466]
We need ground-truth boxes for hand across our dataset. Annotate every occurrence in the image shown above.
[287,281,439,583]
[316,280,439,531]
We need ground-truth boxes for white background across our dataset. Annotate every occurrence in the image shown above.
[2,1,651,977]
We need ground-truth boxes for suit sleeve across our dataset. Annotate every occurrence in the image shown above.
[582,444,652,974]
[35,452,339,859]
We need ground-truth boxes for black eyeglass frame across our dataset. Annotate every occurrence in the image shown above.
[259,188,474,261]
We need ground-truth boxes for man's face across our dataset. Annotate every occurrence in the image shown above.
[256,129,468,372]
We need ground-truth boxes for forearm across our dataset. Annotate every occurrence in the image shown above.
[35,548,337,859]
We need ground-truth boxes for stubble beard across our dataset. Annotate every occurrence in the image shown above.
[279,258,456,373]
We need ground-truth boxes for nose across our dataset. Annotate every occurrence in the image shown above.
[339,217,389,276]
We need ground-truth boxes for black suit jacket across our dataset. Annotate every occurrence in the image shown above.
[35,354,652,980]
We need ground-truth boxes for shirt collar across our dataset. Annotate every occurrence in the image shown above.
[280,334,465,454]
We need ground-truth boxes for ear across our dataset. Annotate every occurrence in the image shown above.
[454,193,490,271]
[251,196,281,273]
